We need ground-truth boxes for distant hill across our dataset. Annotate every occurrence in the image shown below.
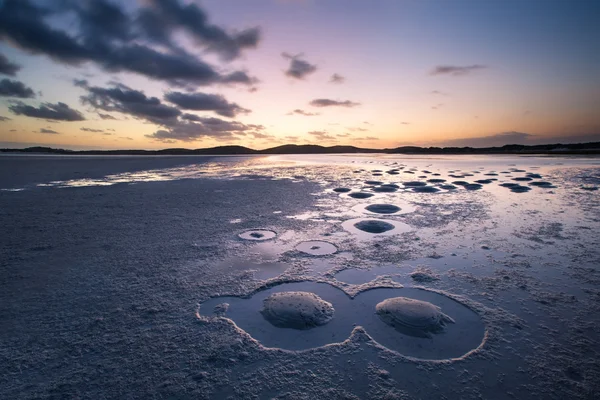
[2,142,600,155]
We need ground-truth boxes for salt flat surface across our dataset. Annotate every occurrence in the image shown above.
[1,153,599,399]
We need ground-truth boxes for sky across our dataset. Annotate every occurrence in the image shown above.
[0,0,599,150]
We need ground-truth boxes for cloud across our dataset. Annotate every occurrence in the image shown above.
[0,78,35,98]
[139,0,260,62]
[337,133,350,138]
[287,109,319,116]
[98,113,117,120]
[430,65,487,76]
[431,103,443,110]
[282,53,317,79]
[0,0,259,87]
[81,127,104,133]
[431,90,448,95]
[0,115,11,121]
[79,83,181,123]
[308,130,336,141]
[348,127,368,132]
[0,53,20,76]
[329,73,345,84]
[309,99,360,108]
[401,122,410,125]
[9,101,85,121]
[40,128,59,134]
[164,91,250,118]
[146,116,265,142]
[354,136,379,141]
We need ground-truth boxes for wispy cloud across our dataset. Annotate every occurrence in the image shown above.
[282,52,317,79]
[309,99,360,108]
[430,65,487,76]
[287,109,319,116]
[165,91,250,118]
[81,127,104,133]
[40,128,59,134]
[308,130,336,141]
[329,73,345,84]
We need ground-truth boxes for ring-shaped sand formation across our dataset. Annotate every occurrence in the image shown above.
[341,218,412,239]
[348,192,375,199]
[365,204,401,214]
[238,229,277,241]
[295,240,338,256]
[197,282,486,359]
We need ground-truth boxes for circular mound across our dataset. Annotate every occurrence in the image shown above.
[239,229,277,241]
[403,181,427,187]
[365,204,401,214]
[333,187,352,193]
[411,186,440,193]
[354,220,395,234]
[296,240,337,256]
[376,297,454,338]
[261,291,334,330]
[349,192,374,199]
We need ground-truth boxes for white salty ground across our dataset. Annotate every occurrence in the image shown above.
[0,153,599,399]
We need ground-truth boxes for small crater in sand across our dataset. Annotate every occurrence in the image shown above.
[296,241,338,256]
[365,180,383,185]
[376,297,455,338]
[440,184,457,190]
[475,179,493,184]
[342,218,412,238]
[239,229,277,241]
[411,186,441,193]
[529,181,555,188]
[261,291,335,330]
[365,204,401,214]
[333,187,352,193]
[513,177,533,182]
[510,185,531,193]
[373,186,398,193]
[427,178,446,183]
[464,183,483,190]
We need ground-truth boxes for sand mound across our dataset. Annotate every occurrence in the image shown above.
[296,240,337,256]
[261,291,334,330]
[239,229,277,241]
[376,297,454,338]
[354,220,395,233]
[365,204,401,214]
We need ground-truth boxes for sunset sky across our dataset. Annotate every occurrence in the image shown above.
[0,0,599,150]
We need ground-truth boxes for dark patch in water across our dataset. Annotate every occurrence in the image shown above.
[403,181,427,187]
[475,179,493,184]
[439,184,457,190]
[373,186,398,193]
[513,177,533,182]
[412,186,440,193]
[349,192,375,199]
[365,180,383,185]
[510,185,531,193]
[427,179,446,183]
[464,184,483,190]
[365,204,401,214]
[333,187,351,193]
[354,220,395,233]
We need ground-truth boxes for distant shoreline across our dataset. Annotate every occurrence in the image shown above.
[1,142,600,156]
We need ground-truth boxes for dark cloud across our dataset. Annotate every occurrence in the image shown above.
[79,83,181,123]
[164,91,250,118]
[9,101,85,121]
[0,0,259,87]
[309,99,360,108]
[329,73,345,84]
[98,113,117,120]
[0,115,11,121]
[0,78,35,98]
[308,130,336,141]
[430,65,487,76]
[146,116,265,142]
[81,127,105,132]
[0,53,20,76]
[140,0,260,61]
[287,109,319,116]
[40,128,59,134]
[282,53,317,80]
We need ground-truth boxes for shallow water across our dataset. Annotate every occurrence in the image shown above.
[1,153,599,399]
